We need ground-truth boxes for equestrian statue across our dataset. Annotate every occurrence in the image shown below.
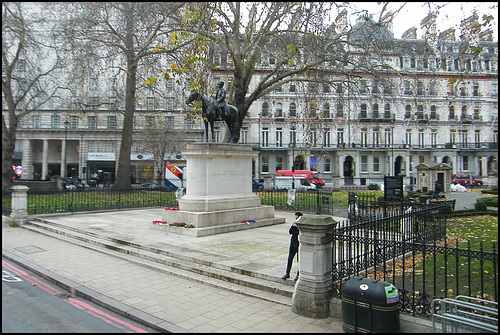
[186,83,244,143]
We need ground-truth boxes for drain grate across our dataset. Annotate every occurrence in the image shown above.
[14,245,46,254]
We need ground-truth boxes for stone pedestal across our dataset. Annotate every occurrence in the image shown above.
[10,185,29,226]
[161,143,285,236]
[292,214,337,318]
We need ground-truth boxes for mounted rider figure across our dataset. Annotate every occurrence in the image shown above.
[214,81,226,121]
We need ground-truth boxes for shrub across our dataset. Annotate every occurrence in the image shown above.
[474,199,488,211]
[481,197,498,207]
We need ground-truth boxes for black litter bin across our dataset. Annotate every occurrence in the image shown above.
[342,276,400,333]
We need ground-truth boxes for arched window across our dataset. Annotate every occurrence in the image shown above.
[289,102,296,117]
[262,102,269,116]
[275,103,283,118]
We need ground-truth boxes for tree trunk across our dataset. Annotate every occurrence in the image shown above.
[113,9,136,189]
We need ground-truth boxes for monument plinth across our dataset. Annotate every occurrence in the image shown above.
[161,143,285,236]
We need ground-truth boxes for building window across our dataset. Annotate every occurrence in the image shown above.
[165,116,174,130]
[429,82,437,95]
[384,104,391,119]
[475,130,481,148]
[373,156,380,172]
[51,115,60,129]
[262,102,269,117]
[70,116,79,129]
[417,81,424,95]
[449,105,455,120]
[108,97,117,110]
[88,116,97,129]
[385,128,392,148]
[33,115,41,129]
[450,129,456,145]
[430,105,437,119]
[107,116,117,129]
[289,102,296,117]
[473,83,479,97]
[89,78,98,91]
[337,129,344,146]
[145,116,155,128]
[431,131,437,148]
[406,130,412,147]
[290,126,296,145]
[405,105,412,119]
[275,103,283,118]
[89,97,99,110]
[361,129,368,148]
[372,104,379,119]
[276,156,283,171]
[417,105,424,120]
[324,155,331,172]
[404,81,411,95]
[261,156,269,173]
[185,118,194,130]
[492,83,498,97]
[462,155,469,171]
[323,103,330,119]
[262,128,269,147]
[323,131,331,147]
[289,83,296,93]
[336,103,343,118]
[361,155,368,172]
[166,97,174,110]
[373,129,379,147]
[323,84,330,93]
[276,128,283,147]
[360,81,368,94]
[360,104,367,118]
[419,130,425,148]
[308,130,317,147]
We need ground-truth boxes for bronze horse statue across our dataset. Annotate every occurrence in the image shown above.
[186,92,244,143]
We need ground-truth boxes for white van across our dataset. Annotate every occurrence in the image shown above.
[274,177,316,191]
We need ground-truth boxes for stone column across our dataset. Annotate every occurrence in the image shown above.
[61,138,67,177]
[42,139,49,179]
[292,214,337,318]
[21,138,33,179]
[10,185,29,226]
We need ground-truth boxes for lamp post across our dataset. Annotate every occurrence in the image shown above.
[63,120,69,178]
[390,120,394,176]
[289,121,296,189]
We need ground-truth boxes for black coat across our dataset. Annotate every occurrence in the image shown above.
[289,224,299,249]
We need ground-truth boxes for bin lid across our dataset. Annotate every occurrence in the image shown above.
[342,276,399,304]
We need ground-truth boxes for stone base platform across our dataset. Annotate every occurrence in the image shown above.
[158,204,285,237]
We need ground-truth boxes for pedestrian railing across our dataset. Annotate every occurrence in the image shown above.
[330,197,498,318]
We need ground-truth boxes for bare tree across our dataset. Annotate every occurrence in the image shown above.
[2,2,64,191]
[58,2,196,188]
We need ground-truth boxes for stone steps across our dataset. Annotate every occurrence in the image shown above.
[23,218,295,306]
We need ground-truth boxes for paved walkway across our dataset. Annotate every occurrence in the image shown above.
[2,209,346,333]
[2,190,493,332]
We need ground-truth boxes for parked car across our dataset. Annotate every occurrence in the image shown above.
[59,177,85,190]
[451,174,483,186]
[252,179,264,192]
[134,183,172,191]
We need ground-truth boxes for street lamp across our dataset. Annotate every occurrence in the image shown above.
[63,120,69,178]
[390,120,395,176]
[288,121,296,189]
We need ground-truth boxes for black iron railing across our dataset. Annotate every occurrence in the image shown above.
[332,192,498,318]
[25,188,179,215]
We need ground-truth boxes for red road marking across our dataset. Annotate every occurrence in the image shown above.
[2,260,149,333]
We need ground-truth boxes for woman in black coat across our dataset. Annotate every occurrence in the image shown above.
[281,212,302,281]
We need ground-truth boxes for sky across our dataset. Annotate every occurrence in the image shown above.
[349,2,498,41]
